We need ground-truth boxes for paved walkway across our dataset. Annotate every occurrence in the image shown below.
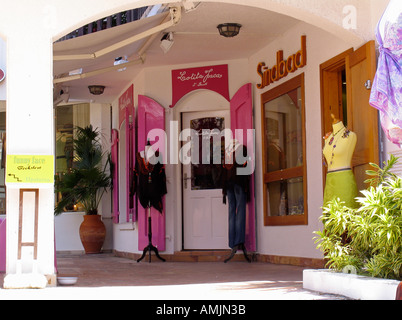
[0,253,348,300]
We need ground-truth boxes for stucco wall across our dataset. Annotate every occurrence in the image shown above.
[249,21,352,259]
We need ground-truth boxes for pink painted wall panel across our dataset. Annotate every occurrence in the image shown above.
[111,129,120,223]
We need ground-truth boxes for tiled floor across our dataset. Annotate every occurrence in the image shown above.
[0,253,349,300]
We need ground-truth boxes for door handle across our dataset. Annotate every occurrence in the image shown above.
[183,173,193,189]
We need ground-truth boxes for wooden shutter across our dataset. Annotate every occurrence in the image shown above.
[137,95,166,252]
[345,40,379,190]
[230,83,256,252]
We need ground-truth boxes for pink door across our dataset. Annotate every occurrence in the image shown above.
[111,129,119,223]
[137,95,166,251]
[127,108,136,222]
[230,83,256,252]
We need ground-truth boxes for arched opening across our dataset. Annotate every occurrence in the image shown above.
[51,1,383,258]
[0,0,388,290]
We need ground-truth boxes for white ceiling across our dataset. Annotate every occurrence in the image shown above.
[53,2,300,104]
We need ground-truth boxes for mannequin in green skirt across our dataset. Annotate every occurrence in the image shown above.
[322,115,358,209]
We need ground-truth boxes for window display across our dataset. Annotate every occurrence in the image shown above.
[261,74,307,226]
[55,103,90,210]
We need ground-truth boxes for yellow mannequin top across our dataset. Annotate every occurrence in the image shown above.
[323,120,357,172]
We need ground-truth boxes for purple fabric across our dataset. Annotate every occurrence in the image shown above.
[369,11,402,146]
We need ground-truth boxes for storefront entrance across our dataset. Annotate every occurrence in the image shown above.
[182,110,230,250]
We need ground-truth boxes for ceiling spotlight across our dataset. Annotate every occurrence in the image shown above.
[60,88,70,103]
[182,1,201,12]
[114,56,128,72]
[217,23,242,38]
[160,32,174,54]
[88,85,105,95]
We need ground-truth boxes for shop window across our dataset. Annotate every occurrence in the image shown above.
[261,74,307,226]
[55,103,90,211]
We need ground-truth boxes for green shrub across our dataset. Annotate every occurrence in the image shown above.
[314,155,402,280]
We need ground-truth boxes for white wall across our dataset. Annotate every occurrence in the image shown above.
[55,212,84,252]
[249,22,353,259]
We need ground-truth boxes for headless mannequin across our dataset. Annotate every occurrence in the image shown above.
[223,139,251,263]
[370,0,402,146]
[378,0,400,41]
[323,116,357,171]
[142,140,155,163]
[322,115,358,208]
[136,140,166,263]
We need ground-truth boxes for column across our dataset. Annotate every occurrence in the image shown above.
[3,28,55,288]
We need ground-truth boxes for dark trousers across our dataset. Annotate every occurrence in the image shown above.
[227,184,246,249]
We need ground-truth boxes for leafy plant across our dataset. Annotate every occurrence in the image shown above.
[364,154,398,187]
[314,155,402,280]
[54,125,111,215]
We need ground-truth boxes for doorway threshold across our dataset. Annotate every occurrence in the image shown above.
[114,249,256,262]
[173,250,234,262]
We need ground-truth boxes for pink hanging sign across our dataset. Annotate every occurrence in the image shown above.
[119,84,134,128]
[171,64,229,107]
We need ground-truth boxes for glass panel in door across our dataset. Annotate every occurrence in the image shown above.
[190,117,225,190]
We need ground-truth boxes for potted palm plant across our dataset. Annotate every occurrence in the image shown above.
[55,125,111,254]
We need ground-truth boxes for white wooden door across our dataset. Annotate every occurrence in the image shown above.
[182,110,229,249]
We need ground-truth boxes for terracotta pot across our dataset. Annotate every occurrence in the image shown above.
[79,214,106,254]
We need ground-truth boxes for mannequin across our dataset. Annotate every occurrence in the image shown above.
[369,0,402,146]
[134,140,167,213]
[222,139,251,263]
[134,140,167,262]
[322,115,358,208]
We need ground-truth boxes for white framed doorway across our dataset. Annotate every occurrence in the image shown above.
[181,110,230,250]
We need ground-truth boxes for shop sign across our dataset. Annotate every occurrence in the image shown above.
[119,84,134,127]
[257,35,306,90]
[171,64,229,107]
[0,68,4,83]
[6,155,54,184]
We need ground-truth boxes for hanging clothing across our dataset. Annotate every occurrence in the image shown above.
[221,144,251,249]
[369,4,402,146]
[323,169,358,209]
[133,151,167,213]
[221,144,251,204]
[227,184,247,249]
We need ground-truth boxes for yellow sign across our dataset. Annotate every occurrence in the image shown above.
[6,155,54,184]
